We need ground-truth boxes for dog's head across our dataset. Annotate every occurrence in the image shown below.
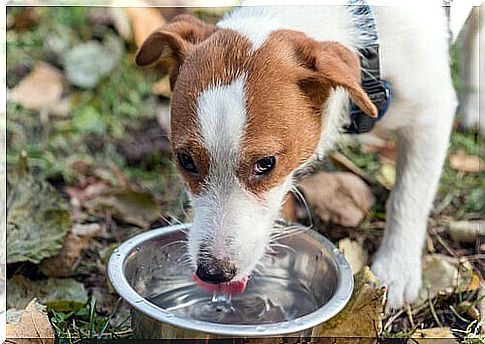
[136,14,376,290]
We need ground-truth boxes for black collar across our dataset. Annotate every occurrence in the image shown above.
[345,1,393,134]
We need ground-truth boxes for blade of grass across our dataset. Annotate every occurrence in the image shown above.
[89,297,97,338]
[428,292,443,327]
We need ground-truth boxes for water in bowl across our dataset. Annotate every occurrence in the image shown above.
[148,274,320,324]
[133,230,335,325]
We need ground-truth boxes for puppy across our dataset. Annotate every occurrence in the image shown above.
[136,1,457,310]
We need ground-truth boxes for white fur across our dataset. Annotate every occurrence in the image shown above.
[190,76,294,280]
[193,2,458,309]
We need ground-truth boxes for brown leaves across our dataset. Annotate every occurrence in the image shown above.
[449,151,484,173]
[338,238,368,275]
[418,254,479,303]
[312,268,386,338]
[9,62,64,111]
[40,223,101,277]
[299,171,375,227]
[6,299,55,344]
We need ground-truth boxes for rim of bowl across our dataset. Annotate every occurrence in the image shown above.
[107,224,354,337]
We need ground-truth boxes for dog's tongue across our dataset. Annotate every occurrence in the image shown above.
[192,275,248,295]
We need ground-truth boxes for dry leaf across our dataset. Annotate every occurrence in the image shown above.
[412,327,455,341]
[152,75,172,98]
[449,151,484,173]
[338,238,368,275]
[299,172,375,227]
[119,0,166,48]
[418,254,479,303]
[157,102,171,135]
[65,180,112,203]
[40,223,101,277]
[6,299,55,343]
[84,189,160,228]
[8,275,88,312]
[376,163,396,190]
[9,62,63,111]
[312,267,386,339]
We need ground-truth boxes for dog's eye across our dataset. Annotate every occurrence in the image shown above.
[177,153,198,173]
[253,156,276,175]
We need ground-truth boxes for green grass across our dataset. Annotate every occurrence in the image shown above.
[50,296,132,342]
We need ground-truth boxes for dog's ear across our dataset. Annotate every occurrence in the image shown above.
[291,33,377,118]
[135,14,216,86]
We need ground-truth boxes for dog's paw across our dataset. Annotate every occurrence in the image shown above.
[371,253,422,312]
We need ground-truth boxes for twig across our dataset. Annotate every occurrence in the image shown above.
[384,308,405,332]
[449,305,471,323]
[428,291,443,327]
[406,304,415,328]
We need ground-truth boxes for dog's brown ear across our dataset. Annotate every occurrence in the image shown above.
[292,34,378,118]
[135,14,216,86]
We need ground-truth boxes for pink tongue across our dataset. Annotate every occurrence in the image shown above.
[192,275,248,295]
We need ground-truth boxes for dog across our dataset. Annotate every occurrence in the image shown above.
[135,0,457,310]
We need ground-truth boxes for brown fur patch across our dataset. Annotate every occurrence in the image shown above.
[170,29,253,194]
[144,24,375,197]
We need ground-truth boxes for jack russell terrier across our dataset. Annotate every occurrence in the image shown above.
[136,0,457,310]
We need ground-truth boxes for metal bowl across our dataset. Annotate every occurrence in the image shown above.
[108,224,353,339]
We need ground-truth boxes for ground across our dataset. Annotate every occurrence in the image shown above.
[5,6,484,342]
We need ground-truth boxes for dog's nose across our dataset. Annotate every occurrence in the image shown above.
[196,256,236,284]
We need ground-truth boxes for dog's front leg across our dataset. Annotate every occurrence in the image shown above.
[371,120,454,310]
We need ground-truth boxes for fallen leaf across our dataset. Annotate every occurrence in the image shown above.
[299,171,375,227]
[157,102,171,135]
[448,220,484,243]
[63,35,123,89]
[84,188,160,227]
[9,62,63,111]
[6,299,55,344]
[338,238,368,275]
[8,275,88,312]
[39,223,102,277]
[376,163,396,190]
[152,75,172,98]
[7,155,71,264]
[412,327,455,341]
[65,180,112,204]
[312,267,386,338]
[110,7,133,41]
[116,0,166,48]
[417,254,478,304]
[449,151,484,173]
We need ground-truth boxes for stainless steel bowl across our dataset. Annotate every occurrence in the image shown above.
[108,224,353,339]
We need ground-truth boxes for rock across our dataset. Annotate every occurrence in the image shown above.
[6,299,55,344]
[299,171,375,227]
[63,35,123,89]
[338,238,368,275]
[448,220,484,243]
[7,275,88,312]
